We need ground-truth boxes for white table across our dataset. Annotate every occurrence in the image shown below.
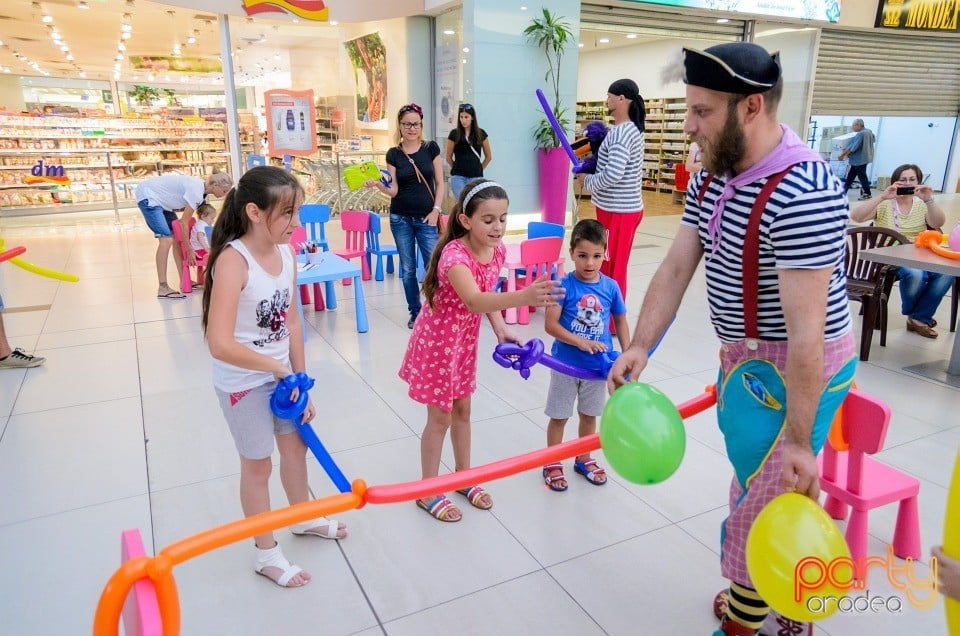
[860,244,960,386]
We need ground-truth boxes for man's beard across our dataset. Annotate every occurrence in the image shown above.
[700,105,746,175]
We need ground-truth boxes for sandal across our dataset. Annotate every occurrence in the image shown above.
[573,459,607,485]
[254,543,308,588]
[416,494,461,522]
[456,485,493,510]
[290,517,347,540]
[157,288,186,299]
[906,317,938,339]
[542,463,568,492]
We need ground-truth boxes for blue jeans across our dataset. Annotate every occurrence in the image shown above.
[389,213,439,317]
[896,266,954,324]
[449,175,472,202]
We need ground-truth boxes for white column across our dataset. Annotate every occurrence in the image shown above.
[218,14,243,179]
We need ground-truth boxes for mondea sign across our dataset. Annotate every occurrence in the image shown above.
[876,0,960,32]
[621,0,841,22]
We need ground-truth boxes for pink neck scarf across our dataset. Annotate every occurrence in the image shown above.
[706,124,825,257]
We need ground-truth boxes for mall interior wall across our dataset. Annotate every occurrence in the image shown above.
[0,76,25,112]
[462,0,581,215]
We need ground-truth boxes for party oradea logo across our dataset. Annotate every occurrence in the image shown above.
[23,160,70,186]
[241,0,328,21]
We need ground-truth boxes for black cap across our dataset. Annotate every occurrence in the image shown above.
[608,78,640,101]
[682,42,780,95]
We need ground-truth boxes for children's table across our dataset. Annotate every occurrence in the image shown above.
[296,253,369,334]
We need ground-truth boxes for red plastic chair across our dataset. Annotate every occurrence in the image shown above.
[171,217,206,294]
[513,236,564,325]
[818,388,922,565]
[291,226,325,311]
[333,210,371,285]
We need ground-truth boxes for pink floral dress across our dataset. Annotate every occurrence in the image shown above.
[399,239,506,412]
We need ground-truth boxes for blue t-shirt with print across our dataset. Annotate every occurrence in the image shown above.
[550,272,626,371]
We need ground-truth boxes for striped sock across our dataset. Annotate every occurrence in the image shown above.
[725,582,769,631]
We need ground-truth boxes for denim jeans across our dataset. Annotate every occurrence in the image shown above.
[896,266,954,324]
[449,175,471,202]
[843,164,871,197]
[390,213,439,316]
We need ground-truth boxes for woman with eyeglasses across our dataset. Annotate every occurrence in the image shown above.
[445,103,492,200]
[851,163,952,339]
[365,103,445,328]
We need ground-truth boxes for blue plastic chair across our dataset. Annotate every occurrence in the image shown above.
[365,212,399,281]
[299,204,330,253]
[527,221,565,240]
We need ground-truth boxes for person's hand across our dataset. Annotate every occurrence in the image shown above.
[186,248,197,267]
[573,173,586,188]
[607,346,648,394]
[880,184,898,201]
[425,208,440,227]
[578,338,607,354]
[522,275,564,307]
[363,179,380,189]
[781,438,820,499]
[496,329,521,346]
[301,397,316,423]
[931,545,960,601]
[916,184,934,202]
[838,150,849,161]
[272,364,293,382]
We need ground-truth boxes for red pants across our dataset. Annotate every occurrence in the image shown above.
[595,207,643,302]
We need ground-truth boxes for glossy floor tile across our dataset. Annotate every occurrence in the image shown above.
[0,207,957,635]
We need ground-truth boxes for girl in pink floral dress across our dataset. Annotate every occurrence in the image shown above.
[399,179,564,522]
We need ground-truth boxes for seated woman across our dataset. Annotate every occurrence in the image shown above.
[850,163,953,339]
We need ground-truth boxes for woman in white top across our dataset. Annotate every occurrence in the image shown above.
[850,163,952,338]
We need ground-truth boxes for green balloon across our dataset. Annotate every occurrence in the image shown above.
[600,383,686,484]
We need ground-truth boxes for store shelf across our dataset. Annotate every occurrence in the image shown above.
[0,114,227,215]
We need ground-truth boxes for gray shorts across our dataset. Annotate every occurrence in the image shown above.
[215,382,297,460]
[544,370,607,419]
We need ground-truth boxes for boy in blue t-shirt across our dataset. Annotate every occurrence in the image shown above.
[542,219,629,492]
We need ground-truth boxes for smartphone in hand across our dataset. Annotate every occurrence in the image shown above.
[896,186,915,195]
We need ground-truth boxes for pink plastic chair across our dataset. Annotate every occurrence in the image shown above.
[291,226,325,311]
[818,388,921,565]
[333,210,371,285]
[171,218,206,294]
[513,236,564,325]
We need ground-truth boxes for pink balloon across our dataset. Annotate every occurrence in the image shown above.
[949,225,960,252]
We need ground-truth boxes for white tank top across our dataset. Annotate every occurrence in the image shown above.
[211,239,294,392]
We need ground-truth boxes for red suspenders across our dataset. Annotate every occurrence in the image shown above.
[694,168,794,339]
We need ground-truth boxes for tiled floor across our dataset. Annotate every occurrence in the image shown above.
[0,203,957,635]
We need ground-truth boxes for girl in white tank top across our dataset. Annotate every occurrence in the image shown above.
[201,166,347,589]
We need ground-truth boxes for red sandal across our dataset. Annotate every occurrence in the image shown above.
[542,463,568,492]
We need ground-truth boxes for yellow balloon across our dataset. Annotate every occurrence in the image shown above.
[9,257,79,282]
[944,450,960,635]
[747,493,852,622]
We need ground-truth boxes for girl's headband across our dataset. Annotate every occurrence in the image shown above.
[462,181,502,210]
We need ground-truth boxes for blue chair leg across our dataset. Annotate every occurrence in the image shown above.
[375,254,385,281]
[386,255,395,275]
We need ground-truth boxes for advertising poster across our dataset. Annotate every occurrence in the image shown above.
[435,42,459,141]
[344,33,387,129]
[264,88,317,157]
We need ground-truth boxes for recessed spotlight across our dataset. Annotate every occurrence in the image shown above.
[578,42,584,48]
[118,43,126,51]
[520,5,528,10]
[443,29,455,35]
[60,45,69,52]
[626,33,637,39]
[187,35,196,44]
[329,20,338,25]
[462,47,469,53]
[77,1,89,8]
[116,53,123,60]
[122,23,132,32]
[42,14,53,23]
[598,38,610,44]
[717,17,730,23]
[51,31,61,40]
[121,32,130,39]
[78,71,85,77]
[66,53,73,61]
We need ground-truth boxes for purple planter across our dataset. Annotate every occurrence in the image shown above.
[537,147,570,225]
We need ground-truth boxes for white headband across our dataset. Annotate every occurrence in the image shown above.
[462,181,502,210]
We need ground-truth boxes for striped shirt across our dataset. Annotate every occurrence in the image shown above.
[584,122,644,213]
[681,162,852,343]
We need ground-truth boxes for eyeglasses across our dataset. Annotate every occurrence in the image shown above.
[400,122,422,129]
[458,103,473,112]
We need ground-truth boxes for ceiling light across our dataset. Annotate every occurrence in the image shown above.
[51,31,61,40]
[578,42,584,48]
[77,1,89,8]
[462,47,469,52]
[187,35,196,44]
[717,18,730,23]
[329,20,338,25]
[116,53,123,60]
[60,45,69,52]
[443,29,455,35]
[121,32,130,39]
[292,18,298,23]
[42,14,53,23]
[598,37,610,43]
[626,33,637,39]
[118,42,126,51]
[79,71,86,77]
[121,23,132,32]
[66,53,73,61]
[521,6,528,10]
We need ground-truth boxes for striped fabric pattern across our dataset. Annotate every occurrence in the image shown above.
[681,161,852,342]
[584,122,644,213]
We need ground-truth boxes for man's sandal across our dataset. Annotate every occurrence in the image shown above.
[543,463,568,492]
[254,543,308,588]
[456,485,493,509]
[416,494,461,522]
[290,517,347,539]
[573,459,607,485]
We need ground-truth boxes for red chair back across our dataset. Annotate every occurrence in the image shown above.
[339,210,370,254]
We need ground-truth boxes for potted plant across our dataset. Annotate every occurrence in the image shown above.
[524,8,574,224]
[130,85,161,109]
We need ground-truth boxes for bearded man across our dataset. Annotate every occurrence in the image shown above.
[608,42,858,636]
